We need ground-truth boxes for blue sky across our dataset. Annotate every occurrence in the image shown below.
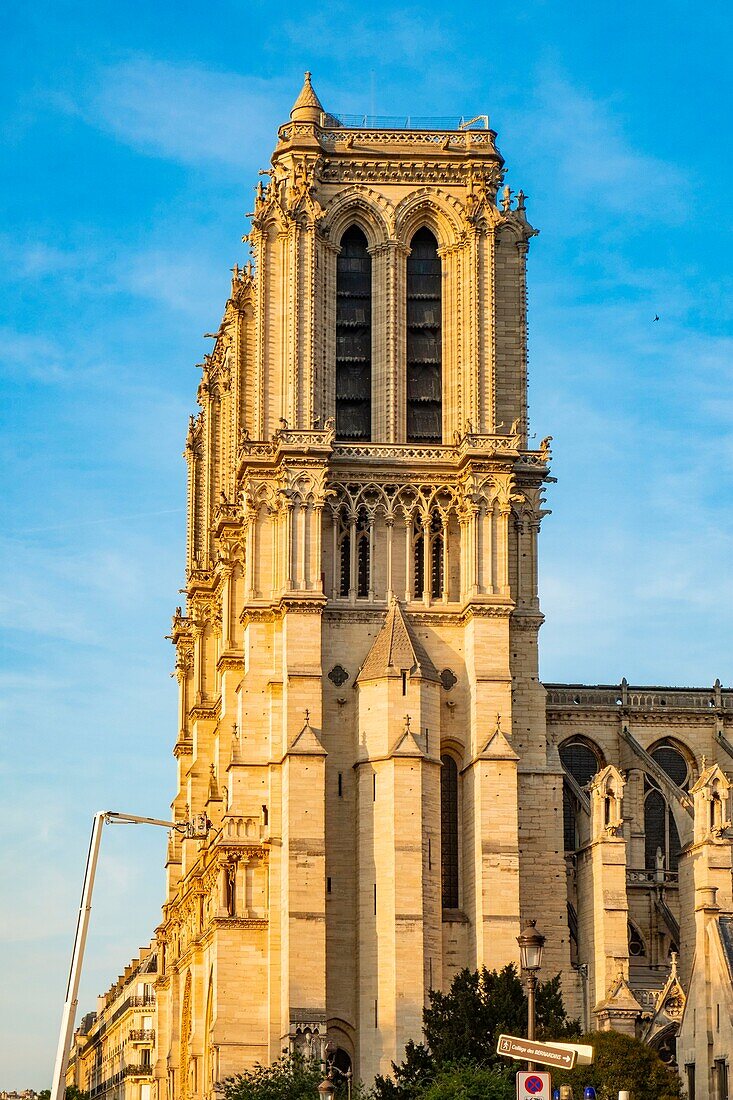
[1,0,731,1085]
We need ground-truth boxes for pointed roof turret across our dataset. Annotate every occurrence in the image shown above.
[290,71,324,123]
[391,714,427,760]
[357,598,440,684]
[289,709,327,755]
[478,714,519,762]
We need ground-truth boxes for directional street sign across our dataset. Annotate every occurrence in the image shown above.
[546,1041,594,1066]
[516,1070,552,1100]
[497,1034,577,1070]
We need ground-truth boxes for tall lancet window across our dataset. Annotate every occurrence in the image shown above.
[644,741,688,872]
[336,227,371,441]
[440,754,459,908]
[406,228,442,443]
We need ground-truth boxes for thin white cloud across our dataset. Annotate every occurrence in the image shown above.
[0,328,82,383]
[503,71,687,226]
[279,8,449,68]
[0,232,231,320]
[65,58,290,167]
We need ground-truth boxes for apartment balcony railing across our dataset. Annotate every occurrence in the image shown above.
[89,1064,153,1095]
[124,1064,153,1078]
[129,1029,155,1043]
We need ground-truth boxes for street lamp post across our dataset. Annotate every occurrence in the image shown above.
[517,919,546,1071]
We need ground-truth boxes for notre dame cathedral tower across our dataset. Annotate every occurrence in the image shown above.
[157,72,569,1095]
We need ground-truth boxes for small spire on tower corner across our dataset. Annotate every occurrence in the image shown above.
[290,70,324,123]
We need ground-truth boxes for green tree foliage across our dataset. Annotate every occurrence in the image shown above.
[554,1031,682,1100]
[219,1053,324,1100]
[219,1052,369,1100]
[374,966,580,1100]
[64,1089,89,1100]
[420,1064,515,1100]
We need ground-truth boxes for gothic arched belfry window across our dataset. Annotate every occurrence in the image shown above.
[336,226,372,441]
[406,228,442,443]
[440,754,459,908]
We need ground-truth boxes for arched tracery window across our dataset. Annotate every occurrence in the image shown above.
[440,753,459,908]
[644,740,689,872]
[406,228,442,443]
[336,227,372,441]
[559,739,602,852]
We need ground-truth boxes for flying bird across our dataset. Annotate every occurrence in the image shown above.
[653,314,660,322]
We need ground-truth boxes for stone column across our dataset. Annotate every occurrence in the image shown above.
[385,517,394,600]
[404,515,413,603]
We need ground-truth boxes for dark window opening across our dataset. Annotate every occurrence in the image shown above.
[686,1064,696,1100]
[628,921,646,957]
[225,866,236,917]
[559,740,601,852]
[652,741,689,789]
[329,1050,352,1078]
[338,772,343,797]
[407,228,442,442]
[339,532,350,596]
[336,227,371,441]
[715,1060,729,1100]
[440,753,459,908]
[357,531,369,598]
[414,529,424,597]
[568,902,579,966]
[430,513,443,598]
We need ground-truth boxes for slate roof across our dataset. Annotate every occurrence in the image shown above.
[357,599,440,684]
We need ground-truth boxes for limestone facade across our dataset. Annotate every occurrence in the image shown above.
[155,73,563,1094]
[87,74,731,1100]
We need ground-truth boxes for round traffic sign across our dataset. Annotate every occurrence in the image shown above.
[526,1077,545,1095]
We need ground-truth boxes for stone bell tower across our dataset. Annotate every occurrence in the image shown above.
[156,73,567,1096]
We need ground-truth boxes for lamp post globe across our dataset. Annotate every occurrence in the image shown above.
[517,918,545,972]
[318,1072,336,1100]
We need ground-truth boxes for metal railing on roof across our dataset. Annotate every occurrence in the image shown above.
[323,113,489,131]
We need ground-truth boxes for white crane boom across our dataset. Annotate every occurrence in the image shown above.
[49,810,204,1100]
